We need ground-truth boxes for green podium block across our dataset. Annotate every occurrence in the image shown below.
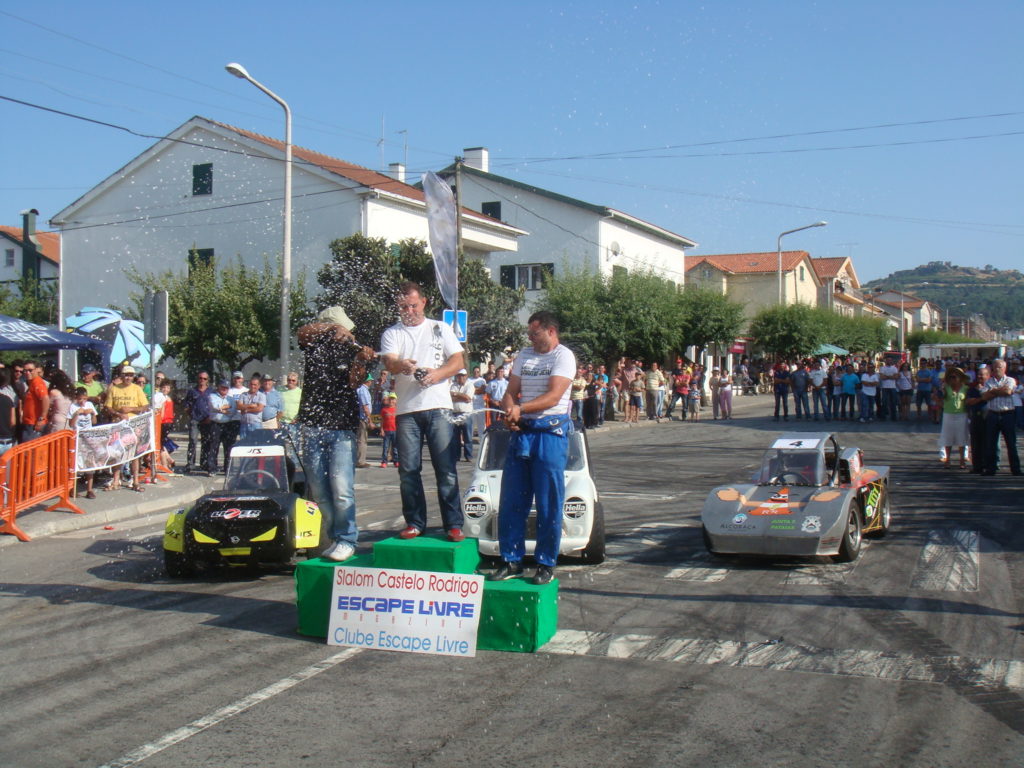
[477,578,559,653]
[372,534,480,574]
[294,553,374,638]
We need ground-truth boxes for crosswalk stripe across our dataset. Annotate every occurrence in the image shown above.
[544,629,1022,690]
[911,529,980,591]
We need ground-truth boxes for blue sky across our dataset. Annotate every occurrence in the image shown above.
[2,0,1021,281]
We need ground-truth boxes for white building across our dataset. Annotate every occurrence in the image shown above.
[0,209,60,296]
[438,148,696,318]
[51,116,525,341]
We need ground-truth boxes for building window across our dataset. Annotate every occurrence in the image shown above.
[192,163,213,196]
[499,263,553,291]
[612,265,627,279]
[799,266,805,281]
[4,249,14,268]
[188,248,214,274]
[481,201,501,220]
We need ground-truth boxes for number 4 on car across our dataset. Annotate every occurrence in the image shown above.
[700,432,891,562]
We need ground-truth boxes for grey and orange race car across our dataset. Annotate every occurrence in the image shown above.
[700,433,891,561]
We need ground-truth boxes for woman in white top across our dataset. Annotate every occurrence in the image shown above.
[896,362,914,421]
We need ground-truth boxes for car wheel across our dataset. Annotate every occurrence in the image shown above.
[578,502,606,564]
[834,505,863,562]
[865,486,891,539]
[164,550,197,578]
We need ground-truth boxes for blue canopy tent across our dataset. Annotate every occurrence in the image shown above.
[0,314,112,356]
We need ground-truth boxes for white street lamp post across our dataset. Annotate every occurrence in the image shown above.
[225,62,292,379]
[777,221,827,304]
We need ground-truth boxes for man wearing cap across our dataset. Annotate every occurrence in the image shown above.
[104,365,149,490]
[297,305,374,561]
[208,379,236,473]
[380,281,466,541]
[260,374,284,430]
[450,368,475,462]
[76,364,105,407]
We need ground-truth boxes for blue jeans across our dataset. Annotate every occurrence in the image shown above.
[302,426,357,545]
[812,388,831,420]
[773,388,789,418]
[498,424,569,567]
[452,415,473,461]
[793,389,810,418]
[859,394,875,420]
[665,391,685,419]
[380,430,397,464]
[881,388,899,420]
[396,409,462,532]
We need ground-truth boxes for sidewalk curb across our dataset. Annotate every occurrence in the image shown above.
[0,473,222,549]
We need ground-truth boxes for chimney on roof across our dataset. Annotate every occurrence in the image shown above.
[388,162,406,183]
[463,147,489,173]
[20,208,40,249]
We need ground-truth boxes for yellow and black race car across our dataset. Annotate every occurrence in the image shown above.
[163,431,322,577]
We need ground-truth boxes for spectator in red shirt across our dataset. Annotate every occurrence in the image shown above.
[20,360,50,442]
[379,393,398,468]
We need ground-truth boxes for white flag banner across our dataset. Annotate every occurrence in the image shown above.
[422,171,458,311]
[74,411,156,472]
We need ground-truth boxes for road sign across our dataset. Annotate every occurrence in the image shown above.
[442,309,468,342]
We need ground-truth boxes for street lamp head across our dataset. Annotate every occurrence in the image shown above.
[225,62,250,80]
[813,221,828,227]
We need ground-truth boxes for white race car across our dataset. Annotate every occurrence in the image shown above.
[461,426,605,563]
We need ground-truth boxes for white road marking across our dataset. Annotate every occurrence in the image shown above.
[96,648,362,768]
[784,544,868,585]
[911,529,980,592]
[665,553,730,582]
[601,491,679,501]
[544,629,1023,690]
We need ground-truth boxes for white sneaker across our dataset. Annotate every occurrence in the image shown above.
[324,541,356,561]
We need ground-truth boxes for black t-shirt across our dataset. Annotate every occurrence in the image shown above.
[0,394,13,440]
[297,336,360,431]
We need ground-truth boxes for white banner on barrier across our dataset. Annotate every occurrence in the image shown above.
[74,411,155,472]
[327,566,483,657]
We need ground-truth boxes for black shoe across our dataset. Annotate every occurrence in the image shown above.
[488,562,524,581]
[531,565,555,586]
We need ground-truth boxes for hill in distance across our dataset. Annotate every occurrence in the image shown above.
[863,262,1024,330]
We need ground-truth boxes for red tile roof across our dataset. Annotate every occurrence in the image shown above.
[810,257,848,279]
[209,119,497,224]
[0,226,60,264]
[686,250,810,274]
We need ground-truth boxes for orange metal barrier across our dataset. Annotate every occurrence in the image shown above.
[0,431,83,542]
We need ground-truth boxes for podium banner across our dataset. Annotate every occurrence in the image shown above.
[328,566,483,657]
[75,410,155,472]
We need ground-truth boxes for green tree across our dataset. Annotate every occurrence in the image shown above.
[678,287,745,358]
[749,304,827,357]
[125,253,311,378]
[537,267,683,365]
[316,234,525,360]
[0,276,59,325]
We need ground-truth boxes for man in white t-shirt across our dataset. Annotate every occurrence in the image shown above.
[488,311,576,586]
[878,357,899,421]
[380,282,466,541]
[859,363,880,423]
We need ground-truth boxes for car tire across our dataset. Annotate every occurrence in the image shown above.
[834,505,863,562]
[164,550,197,578]
[865,485,891,539]
[578,502,606,564]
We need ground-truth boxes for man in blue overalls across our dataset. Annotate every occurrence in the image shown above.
[489,311,577,586]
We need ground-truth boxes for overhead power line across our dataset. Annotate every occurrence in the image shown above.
[495,110,1024,164]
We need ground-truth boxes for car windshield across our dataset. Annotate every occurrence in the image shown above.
[224,454,289,492]
[479,429,586,472]
[757,449,826,486]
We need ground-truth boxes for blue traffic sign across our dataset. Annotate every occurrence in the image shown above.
[442,309,468,342]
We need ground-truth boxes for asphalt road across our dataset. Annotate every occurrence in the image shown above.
[1,400,1022,768]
